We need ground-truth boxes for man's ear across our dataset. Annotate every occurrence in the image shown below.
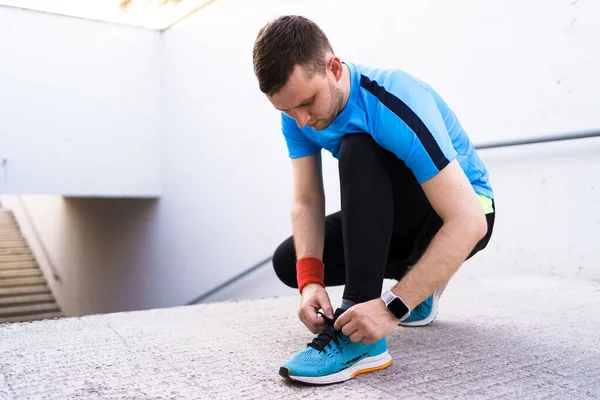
[328,56,343,81]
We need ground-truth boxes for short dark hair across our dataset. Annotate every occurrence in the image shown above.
[252,15,334,96]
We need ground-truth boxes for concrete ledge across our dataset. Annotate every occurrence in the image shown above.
[1,273,599,399]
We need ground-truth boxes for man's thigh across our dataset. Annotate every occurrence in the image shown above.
[386,203,497,277]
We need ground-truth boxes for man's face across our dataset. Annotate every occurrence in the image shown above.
[268,60,344,131]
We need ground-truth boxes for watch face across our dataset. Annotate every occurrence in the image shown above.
[388,297,410,320]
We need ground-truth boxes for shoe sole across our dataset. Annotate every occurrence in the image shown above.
[399,283,447,327]
[280,351,392,385]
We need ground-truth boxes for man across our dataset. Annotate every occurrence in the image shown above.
[252,15,495,385]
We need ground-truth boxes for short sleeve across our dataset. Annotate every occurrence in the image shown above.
[362,72,457,183]
[281,114,321,158]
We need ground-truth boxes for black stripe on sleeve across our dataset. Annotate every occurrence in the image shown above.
[360,74,449,171]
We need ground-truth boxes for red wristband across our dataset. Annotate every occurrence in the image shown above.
[296,257,325,294]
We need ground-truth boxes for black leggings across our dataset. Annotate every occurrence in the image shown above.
[272,133,495,304]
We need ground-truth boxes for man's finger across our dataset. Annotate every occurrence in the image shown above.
[342,321,360,336]
[333,308,351,331]
[306,311,326,331]
[299,313,310,330]
[322,302,334,320]
[308,313,325,327]
[315,291,334,319]
[300,308,314,328]
[349,330,364,343]
[340,317,358,337]
[362,337,375,345]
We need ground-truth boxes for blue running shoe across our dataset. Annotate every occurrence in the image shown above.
[400,284,447,327]
[279,309,392,385]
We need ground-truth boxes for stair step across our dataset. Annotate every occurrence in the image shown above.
[0,311,63,324]
[0,261,38,270]
[0,240,28,248]
[0,225,20,230]
[0,234,23,241]
[0,286,51,298]
[0,269,43,280]
[0,247,31,256]
[0,303,60,318]
[0,277,47,288]
[0,226,20,231]
[0,294,55,307]
[0,253,35,263]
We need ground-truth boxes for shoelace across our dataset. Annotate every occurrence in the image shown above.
[306,312,341,353]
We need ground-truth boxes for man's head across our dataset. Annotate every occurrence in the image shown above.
[252,15,346,130]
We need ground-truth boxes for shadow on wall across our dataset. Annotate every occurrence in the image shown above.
[59,196,161,315]
[60,196,161,269]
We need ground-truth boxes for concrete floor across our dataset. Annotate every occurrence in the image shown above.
[1,272,599,399]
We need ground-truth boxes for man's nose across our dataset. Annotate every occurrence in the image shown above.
[292,109,311,128]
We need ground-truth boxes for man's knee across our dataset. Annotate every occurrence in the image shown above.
[466,212,495,260]
[339,133,378,174]
[272,238,298,289]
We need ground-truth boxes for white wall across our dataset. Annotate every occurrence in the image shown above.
[0,6,161,197]
[470,138,600,282]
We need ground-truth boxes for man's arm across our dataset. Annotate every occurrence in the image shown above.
[290,153,326,260]
[391,158,488,308]
[291,153,335,331]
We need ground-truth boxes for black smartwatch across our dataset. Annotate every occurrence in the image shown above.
[381,289,411,321]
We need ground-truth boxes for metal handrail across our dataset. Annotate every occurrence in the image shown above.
[187,128,600,304]
[474,129,600,150]
[186,256,272,305]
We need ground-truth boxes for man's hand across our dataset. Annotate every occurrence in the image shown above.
[333,298,398,344]
[298,283,334,334]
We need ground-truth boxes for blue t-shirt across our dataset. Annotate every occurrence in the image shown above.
[281,61,494,199]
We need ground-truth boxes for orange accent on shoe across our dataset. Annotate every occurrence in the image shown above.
[351,359,393,377]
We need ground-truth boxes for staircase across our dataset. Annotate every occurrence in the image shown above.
[0,207,63,324]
